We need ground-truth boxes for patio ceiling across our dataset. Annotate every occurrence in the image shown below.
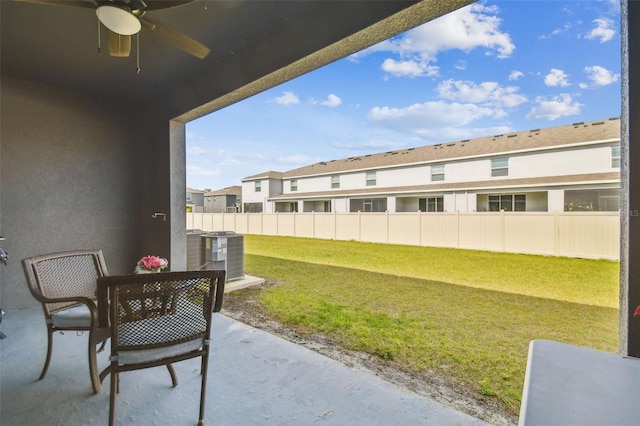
[1,0,475,120]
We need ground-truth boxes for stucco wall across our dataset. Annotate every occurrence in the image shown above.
[0,76,172,309]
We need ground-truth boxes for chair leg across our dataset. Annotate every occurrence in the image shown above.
[39,326,54,380]
[109,369,118,426]
[88,331,101,394]
[166,363,178,387]
[198,351,210,426]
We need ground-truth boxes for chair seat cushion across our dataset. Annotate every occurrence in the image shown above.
[51,303,93,328]
[117,338,204,365]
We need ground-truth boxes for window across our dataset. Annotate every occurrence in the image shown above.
[290,179,298,191]
[565,189,620,211]
[243,203,263,213]
[349,198,387,212]
[366,171,376,186]
[323,201,332,212]
[419,197,444,212]
[488,194,526,211]
[612,145,621,168]
[255,181,261,192]
[186,192,192,202]
[431,164,444,181]
[331,175,340,189]
[491,158,509,177]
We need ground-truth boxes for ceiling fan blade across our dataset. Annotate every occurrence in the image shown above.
[107,29,131,57]
[142,1,197,11]
[141,16,210,59]
[14,0,96,8]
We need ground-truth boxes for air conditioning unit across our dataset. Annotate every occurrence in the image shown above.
[186,229,206,270]
[200,231,244,281]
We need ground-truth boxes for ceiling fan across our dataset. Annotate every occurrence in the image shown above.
[16,0,211,60]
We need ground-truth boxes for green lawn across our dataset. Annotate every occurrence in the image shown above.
[241,235,620,414]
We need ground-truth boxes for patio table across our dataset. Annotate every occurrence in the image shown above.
[518,339,640,425]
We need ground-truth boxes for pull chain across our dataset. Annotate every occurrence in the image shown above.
[136,33,141,74]
[97,20,101,54]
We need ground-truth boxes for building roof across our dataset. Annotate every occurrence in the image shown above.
[205,186,242,196]
[186,187,205,194]
[242,171,284,182]
[280,117,620,179]
[269,172,620,201]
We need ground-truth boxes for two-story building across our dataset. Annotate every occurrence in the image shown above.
[186,187,205,213]
[241,118,620,214]
[204,186,242,213]
[241,171,284,213]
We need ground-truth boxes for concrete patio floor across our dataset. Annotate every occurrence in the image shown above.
[1,280,488,425]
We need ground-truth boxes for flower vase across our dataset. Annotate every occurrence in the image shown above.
[134,266,163,274]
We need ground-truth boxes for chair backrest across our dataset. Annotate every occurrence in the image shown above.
[22,250,109,315]
[99,270,225,356]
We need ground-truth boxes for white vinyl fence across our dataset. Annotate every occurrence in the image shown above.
[186,211,620,260]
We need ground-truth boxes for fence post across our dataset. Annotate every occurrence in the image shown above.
[456,211,460,248]
[554,210,560,256]
[500,210,506,252]
[419,211,422,246]
[386,210,390,243]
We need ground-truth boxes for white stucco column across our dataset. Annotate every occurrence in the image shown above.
[548,189,565,212]
[387,196,397,212]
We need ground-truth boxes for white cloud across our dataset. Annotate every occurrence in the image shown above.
[275,91,300,105]
[187,146,206,155]
[354,3,514,78]
[320,94,342,108]
[525,94,583,121]
[277,154,314,164]
[395,3,515,58]
[186,130,206,140]
[544,69,570,87]
[437,79,527,108]
[584,65,620,86]
[539,22,572,39]
[381,58,439,78]
[585,18,616,43]
[363,100,516,143]
[186,165,221,177]
[508,70,524,81]
[367,101,500,133]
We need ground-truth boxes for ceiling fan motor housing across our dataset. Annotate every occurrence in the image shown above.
[96,5,141,35]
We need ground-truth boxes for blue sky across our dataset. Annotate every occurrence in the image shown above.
[186,0,621,191]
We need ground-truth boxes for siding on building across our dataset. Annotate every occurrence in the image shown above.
[241,118,621,213]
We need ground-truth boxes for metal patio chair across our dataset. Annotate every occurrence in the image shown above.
[22,249,110,393]
[97,270,226,426]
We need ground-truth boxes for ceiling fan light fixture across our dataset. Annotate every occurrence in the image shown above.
[96,6,141,36]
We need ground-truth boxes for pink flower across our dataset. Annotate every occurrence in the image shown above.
[135,255,168,273]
